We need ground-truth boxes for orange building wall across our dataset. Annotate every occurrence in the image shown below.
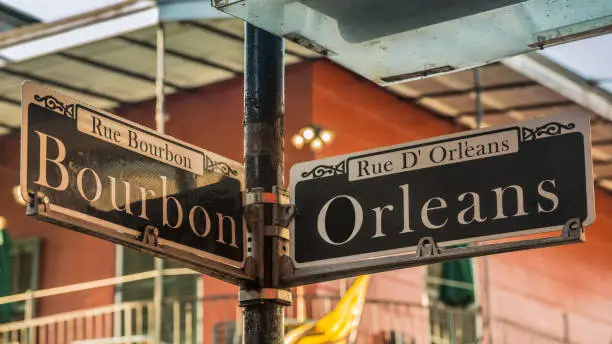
[487,188,612,343]
[1,58,612,343]
[0,62,315,319]
[311,61,461,303]
[94,59,612,342]
[116,62,317,342]
[0,135,115,316]
[310,60,612,343]
[310,61,464,342]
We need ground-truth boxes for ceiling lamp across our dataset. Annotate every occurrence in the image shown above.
[291,125,334,151]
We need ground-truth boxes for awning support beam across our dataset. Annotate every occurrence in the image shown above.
[58,52,190,92]
[457,100,575,117]
[184,21,312,60]
[0,68,125,104]
[119,36,242,76]
[416,80,539,100]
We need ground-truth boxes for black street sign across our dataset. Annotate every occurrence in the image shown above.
[289,113,594,270]
[20,82,250,283]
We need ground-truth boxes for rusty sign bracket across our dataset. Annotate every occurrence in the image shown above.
[244,186,295,294]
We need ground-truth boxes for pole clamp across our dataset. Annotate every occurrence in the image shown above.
[245,187,283,205]
[245,187,296,238]
[243,186,296,285]
[239,288,292,306]
[272,187,297,229]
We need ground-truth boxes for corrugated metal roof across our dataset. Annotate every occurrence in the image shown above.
[0,17,319,127]
[387,64,612,190]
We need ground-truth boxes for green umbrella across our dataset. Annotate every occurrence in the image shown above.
[438,254,475,308]
[0,220,12,323]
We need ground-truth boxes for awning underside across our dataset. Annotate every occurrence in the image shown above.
[0,16,610,192]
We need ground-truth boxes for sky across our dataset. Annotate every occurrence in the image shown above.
[540,34,612,93]
[1,0,128,22]
[0,0,156,64]
[1,0,611,94]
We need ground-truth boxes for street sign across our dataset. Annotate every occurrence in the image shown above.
[289,113,594,273]
[20,82,250,284]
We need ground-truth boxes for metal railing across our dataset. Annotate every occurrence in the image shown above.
[0,269,478,344]
[0,269,607,343]
[0,268,199,344]
[491,317,573,344]
[0,293,578,344]
[0,301,153,343]
[287,296,479,344]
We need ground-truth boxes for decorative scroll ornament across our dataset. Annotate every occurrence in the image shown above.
[521,122,576,141]
[34,95,75,119]
[301,160,345,179]
[205,155,239,177]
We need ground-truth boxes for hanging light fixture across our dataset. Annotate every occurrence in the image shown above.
[292,135,305,149]
[291,125,335,151]
[301,127,315,141]
[320,130,334,144]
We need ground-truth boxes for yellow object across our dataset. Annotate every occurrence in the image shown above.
[285,275,371,344]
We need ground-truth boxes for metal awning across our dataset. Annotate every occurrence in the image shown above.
[214,0,612,85]
[0,2,610,193]
[387,62,612,192]
[0,12,319,132]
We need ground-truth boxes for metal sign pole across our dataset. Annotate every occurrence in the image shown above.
[240,23,289,344]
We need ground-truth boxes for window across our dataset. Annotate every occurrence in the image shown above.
[121,248,155,302]
[121,249,198,302]
[120,248,198,342]
[10,238,41,321]
[427,262,478,344]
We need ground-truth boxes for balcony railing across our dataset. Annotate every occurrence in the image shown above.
[0,297,477,343]
[0,269,585,344]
